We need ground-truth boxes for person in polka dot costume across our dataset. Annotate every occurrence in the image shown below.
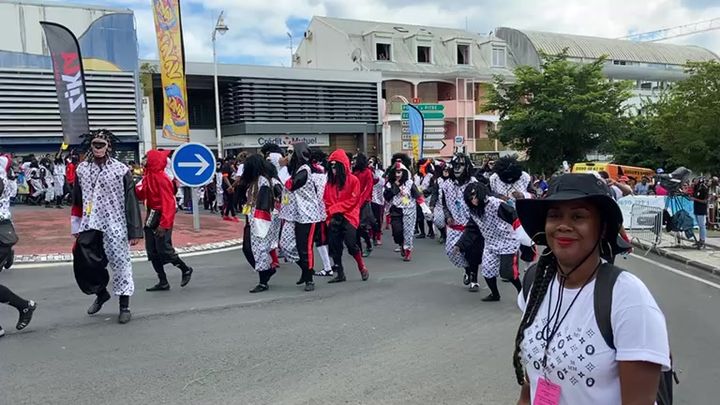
[70,129,143,325]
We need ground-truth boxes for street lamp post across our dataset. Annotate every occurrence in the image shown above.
[212,11,228,158]
[287,32,293,66]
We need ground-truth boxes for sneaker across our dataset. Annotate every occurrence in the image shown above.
[16,301,36,330]
[231,217,240,223]
[146,282,170,292]
[249,284,269,293]
[181,268,194,287]
[328,273,347,284]
[468,283,480,293]
[403,250,412,262]
[427,233,436,239]
[438,237,446,244]
[362,249,371,258]
[304,282,315,292]
[315,269,334,277]
[118,309,132,324]
[481,294,501,302]
[394,247,402,253]
[416,234,426,239]
[222,216,231,221]
[463,273,471,286]
[360,268,370,281]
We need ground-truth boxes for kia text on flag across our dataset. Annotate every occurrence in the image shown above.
[153,0,190,143]
[172,143,217,187]
[40,22,90,146]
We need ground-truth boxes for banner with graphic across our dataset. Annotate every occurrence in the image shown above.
[405,104,424,162]
[152,0,190,142]
[40,22,90,146]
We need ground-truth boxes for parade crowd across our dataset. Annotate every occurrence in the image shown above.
[0,130,681,404]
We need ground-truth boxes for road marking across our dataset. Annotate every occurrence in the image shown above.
[630,253,720,290]
[11,244,243,270]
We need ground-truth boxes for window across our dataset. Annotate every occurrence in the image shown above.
[492,46,506,67]
[457,44,470,65]
[376,43,391,61]
[417,46,431,63]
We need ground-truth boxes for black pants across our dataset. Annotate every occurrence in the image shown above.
[0,284,27,311]
[314,221,328,247]
[328,216,360,269]
[222,188,236,217]
[295,222,316,279]
[415,205,434,237]
[145,227,191,283]
[371,203,384,235]
[389,206,406,246]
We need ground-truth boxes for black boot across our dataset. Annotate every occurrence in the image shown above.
[328,265,346,284]
[304,269,315,292]
[16,301,37,330]
[482,277,501,302]
[250,271,271,293]
[87,289,111,315]
[118,295,131,324]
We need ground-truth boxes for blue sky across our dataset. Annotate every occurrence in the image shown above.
[54,0,720,66]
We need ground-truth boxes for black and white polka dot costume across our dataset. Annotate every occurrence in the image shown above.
[469,196,520,278]
[246,176,280,272]
[71,159,143,296]
[385,178,419,251]
[279,179,299,263]
[432,177,446,229]
[440,178,477,268]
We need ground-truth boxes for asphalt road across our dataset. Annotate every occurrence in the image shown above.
[0,239,718,405]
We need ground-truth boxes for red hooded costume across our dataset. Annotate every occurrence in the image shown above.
[324,149,361,228]
[135,150,176,229]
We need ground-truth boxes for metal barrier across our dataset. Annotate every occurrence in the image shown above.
[629,204,664,255]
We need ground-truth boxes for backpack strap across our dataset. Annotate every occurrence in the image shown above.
[594,263,625,350]
[522,263,538,303]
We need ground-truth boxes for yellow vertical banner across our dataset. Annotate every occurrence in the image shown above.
[152,0,190,142]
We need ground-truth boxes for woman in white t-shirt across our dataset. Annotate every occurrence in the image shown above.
[513,173,670,405]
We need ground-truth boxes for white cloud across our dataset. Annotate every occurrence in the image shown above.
[71,0,720,64]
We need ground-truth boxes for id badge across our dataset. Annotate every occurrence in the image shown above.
[85,202,93,216]
[534,377,561,405]
[401,196,410,205]
[282,194,290,206]
[242,204,251,215]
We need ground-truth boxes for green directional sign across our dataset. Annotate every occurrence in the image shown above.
[401,111,445,120]
[402,104,445,112]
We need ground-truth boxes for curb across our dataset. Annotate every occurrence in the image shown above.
[631,239,720,277]
[14,238,244,265]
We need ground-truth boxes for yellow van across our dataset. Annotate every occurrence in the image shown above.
[572,162,654,181]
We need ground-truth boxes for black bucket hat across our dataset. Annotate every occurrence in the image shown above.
[515,173,624,254]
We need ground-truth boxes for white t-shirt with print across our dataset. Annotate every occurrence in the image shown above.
[517,271,670,405]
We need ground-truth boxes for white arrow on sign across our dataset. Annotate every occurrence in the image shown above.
[178,153,211,176]
[425,133,445,140]
[423,140,446,150]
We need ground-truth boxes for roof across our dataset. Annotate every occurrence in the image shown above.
[315,16,491,42]
[311,16,513,79]
[498,28,719,65]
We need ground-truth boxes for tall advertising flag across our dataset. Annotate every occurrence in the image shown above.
[152,0,190,142]
[40,22,90,146]
[405,104,425,162]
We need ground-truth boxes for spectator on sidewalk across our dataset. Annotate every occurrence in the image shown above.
[634,176,651,195]
[691,177,709,248]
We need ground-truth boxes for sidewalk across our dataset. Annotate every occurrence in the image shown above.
[628,229,720,275]
[10,205,244,264]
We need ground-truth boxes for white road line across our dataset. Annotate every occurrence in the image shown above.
[10,245,243,270]
[630,253,720,290]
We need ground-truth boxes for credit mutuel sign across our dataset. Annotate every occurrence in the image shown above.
[223,134,330,148]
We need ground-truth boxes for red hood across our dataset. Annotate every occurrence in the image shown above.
[146,149,171,173]
[328,149,350,173]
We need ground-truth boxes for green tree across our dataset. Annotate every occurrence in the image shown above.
[484,52,632,173]
[651,61,720,173]
[611,106,670,170]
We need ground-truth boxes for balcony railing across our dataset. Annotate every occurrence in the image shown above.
[439,100,475,118]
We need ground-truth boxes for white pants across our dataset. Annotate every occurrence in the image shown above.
[104,230,134,296]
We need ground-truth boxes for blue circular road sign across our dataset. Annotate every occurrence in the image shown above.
[171,143,217,187]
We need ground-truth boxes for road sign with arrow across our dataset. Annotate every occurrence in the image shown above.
[172,142,216,187]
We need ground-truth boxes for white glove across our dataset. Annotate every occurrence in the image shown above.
[420,202,433,221]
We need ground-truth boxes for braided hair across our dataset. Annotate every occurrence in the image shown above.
[511,249,559,385]
[79,129,121,162]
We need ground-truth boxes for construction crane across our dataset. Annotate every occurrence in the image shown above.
[619,17,720,42]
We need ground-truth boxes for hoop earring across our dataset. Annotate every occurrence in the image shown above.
[532,231,546,244]
[603,240,614,259]
[540,246,554,257]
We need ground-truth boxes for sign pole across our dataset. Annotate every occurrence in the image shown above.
[192,187,200,232]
